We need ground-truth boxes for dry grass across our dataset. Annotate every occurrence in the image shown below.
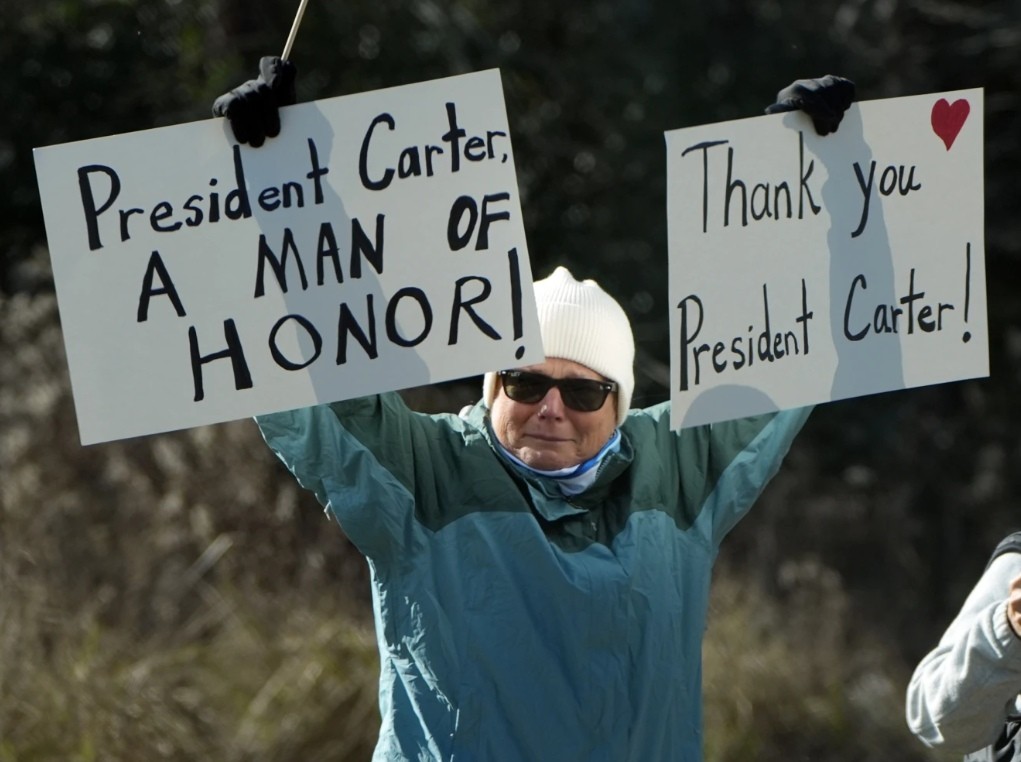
[704,560,953,762]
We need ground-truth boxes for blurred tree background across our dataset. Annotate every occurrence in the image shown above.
[2,0,1020,759]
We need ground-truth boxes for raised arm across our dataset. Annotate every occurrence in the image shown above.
[255,394,476,563]
[906,550,1021,752]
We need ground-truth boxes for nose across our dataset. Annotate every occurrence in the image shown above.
[537,386,565,419]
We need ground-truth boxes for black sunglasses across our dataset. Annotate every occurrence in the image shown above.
[497,370,617,413]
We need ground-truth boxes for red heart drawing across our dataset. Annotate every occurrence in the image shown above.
[931,98,970,150]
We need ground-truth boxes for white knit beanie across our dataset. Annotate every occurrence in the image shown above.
[483,266,635,425]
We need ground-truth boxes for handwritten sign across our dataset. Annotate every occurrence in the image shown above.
[34,69,541,445]
[665,89,986,429]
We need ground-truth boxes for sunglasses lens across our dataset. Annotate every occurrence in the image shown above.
[560,381,609,412]
[502,373,550,404]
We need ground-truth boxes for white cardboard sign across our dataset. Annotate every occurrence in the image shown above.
[665,89,986,429]
[34,69,541,445]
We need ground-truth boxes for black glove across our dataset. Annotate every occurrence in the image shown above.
[764,75,856,136]
[212,56,297,147]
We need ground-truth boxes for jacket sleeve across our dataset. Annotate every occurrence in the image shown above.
[700,405,813,545]
[905,552,1021,752]
[253,393,468,563]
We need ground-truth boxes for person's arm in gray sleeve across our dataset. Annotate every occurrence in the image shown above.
[906,552,1021,752]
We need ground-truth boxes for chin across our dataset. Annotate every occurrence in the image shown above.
[521,450,572,471]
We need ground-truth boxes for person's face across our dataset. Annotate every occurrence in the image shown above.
[490,357,618,471]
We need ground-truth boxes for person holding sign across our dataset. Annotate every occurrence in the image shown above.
[215,63,854,761]
[907,533,1021,761]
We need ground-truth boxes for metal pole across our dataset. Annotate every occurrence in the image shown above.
[282,0,311,61]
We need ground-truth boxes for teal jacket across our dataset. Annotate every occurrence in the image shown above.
[256,394,810,761]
